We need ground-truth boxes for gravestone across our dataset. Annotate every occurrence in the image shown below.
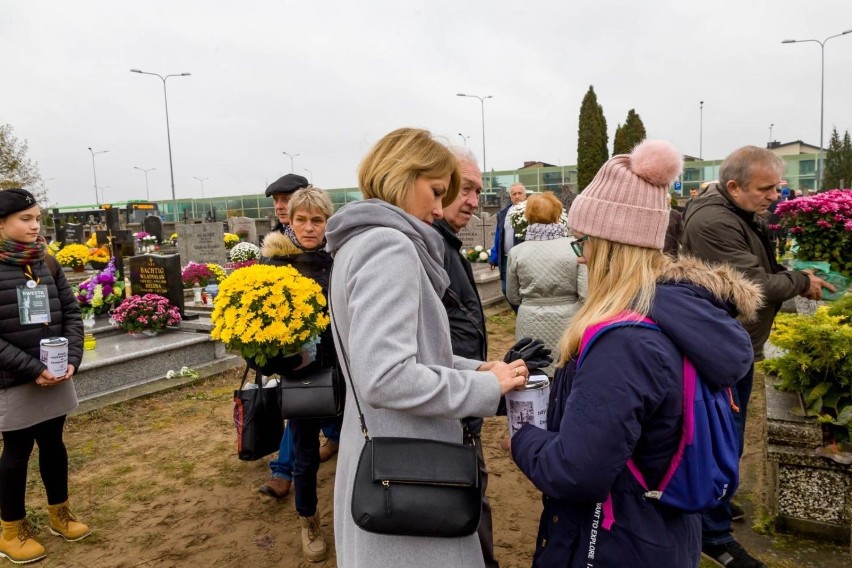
[143,215,164,244]
[128,254,186,318]
[177,223,227,265]
[96,230,134,259]
[228,216,257,244]
[458,213,497,252]
[65,223,85,245]
[104,208,121,233]
[55,225,67,246]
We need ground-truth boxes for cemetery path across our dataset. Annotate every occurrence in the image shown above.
[13,309,848,567]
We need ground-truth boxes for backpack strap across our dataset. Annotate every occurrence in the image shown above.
[577,311,657,366]
[43,254,60,280]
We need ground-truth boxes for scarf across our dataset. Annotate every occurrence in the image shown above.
[325,199,450,297]
[282,223,326,252]
[0,236,47,266]
[526,223,567,241]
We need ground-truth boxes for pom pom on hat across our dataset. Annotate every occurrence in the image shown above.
[567,139,682,250]
[629,140,683,186]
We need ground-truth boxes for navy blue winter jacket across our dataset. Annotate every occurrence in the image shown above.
[512,268,757,567]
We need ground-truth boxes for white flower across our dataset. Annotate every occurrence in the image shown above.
[474,245,483,252]
[166,370,176,379]
[230,242,261,262]
[479,252,488,261]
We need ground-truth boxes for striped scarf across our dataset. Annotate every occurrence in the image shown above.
[0,236,47,266]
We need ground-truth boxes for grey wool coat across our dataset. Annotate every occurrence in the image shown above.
[325,200,501,568]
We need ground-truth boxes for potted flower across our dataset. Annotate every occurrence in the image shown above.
[229,242,260,265]
[507,199,570,241]
[133,231,158,253]
[205,263,227,299]
[110,293,182,337]
[55,243,90,272]
[210,264,329,374]
[181,261,214,303]
[169,232,178,246]
[73,258,126,327]
[87,245,111,270]
[223,233,240,250]
[462,245,491,263]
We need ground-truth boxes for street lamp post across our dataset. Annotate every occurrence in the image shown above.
[282,151,300,173]
[303,168,313,184]
[133,166,156,201]
[458,132,470,146]
[97,185,110,205]
[193,177,209,220]
[130,68,191,222]
[456,93,493,187]
[87,147,109,206]
[769,124,774,146]
[783,29,852,192]
[699,101,704,160]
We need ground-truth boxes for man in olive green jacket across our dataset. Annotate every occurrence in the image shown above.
[682,145,833,568]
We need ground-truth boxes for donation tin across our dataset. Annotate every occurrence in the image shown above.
[505,374,550,437]
[39,337,69,376]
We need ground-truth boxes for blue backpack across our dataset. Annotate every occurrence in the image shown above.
[578,312,741,513]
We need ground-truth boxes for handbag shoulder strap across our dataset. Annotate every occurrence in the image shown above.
[328,267,371,441]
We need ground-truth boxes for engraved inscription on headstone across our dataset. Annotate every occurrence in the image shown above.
[65,223,85,245]
[143,215,164,244]
[128,254,185,317]
[457,214,497,251]
[228,216,257,244]
[177,223,227,265]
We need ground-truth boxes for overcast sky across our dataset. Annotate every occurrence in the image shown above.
[3,1,852,207]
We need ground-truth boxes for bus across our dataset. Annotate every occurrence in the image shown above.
[50,201,161,228]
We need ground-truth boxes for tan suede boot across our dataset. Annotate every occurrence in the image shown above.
[0,518,46,564]
[47,502,91,542]
[299,513,327,562]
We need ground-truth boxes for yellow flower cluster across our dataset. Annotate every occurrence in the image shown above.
[55,244,90,268]
[224,233,240,249]
[207,263,227,284]
[88,245,110,263]
[209,264,329,365]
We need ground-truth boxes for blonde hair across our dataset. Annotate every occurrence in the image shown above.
[358,128,460,209]
[289,187,334,220]
[524,192,563,224]
[557,239,665,365]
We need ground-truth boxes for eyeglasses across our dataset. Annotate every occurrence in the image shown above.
[570,235,589,257]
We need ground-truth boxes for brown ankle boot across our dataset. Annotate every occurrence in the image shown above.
[47,501,92,542]
[0,518,47,564]
[257,477,291,499]
[299,513,327,562]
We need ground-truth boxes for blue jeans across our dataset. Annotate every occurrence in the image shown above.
[702,363,754,546]
[269,418,341,481]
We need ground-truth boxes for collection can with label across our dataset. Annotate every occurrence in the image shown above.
[39,337,69,376]
[505,374,550,437]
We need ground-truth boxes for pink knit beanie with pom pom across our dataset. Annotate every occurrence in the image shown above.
[567,139,683,250]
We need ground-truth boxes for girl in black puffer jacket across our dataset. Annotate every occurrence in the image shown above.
[0,189,90,565]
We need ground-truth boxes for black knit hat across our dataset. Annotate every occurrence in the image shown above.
[265,174,310,197]
[0,189,39,218]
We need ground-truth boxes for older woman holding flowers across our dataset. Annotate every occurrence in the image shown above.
[257,187,340,563]
[325,127,528,567]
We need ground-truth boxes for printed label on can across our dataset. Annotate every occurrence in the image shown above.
[40,337,69,377]
[505,374,550,437]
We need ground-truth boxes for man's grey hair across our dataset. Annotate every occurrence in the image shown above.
[510,182,526,192]
[720,146,784,188]
[447,145,479,167]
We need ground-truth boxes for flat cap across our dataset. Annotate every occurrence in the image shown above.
[265,174,310,197]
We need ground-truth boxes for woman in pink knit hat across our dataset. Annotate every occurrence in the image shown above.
[511,141,763,567]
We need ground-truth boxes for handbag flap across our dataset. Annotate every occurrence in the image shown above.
[370,437,478,486]
[281,366,335,387]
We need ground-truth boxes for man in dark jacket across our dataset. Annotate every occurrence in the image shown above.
[266,173,310,233]
[682,145,833,568]
[433,147,496,567]
[489,183,526,311]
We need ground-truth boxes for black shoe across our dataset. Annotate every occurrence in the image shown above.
[702,540,766,568]
[730,502,745,522]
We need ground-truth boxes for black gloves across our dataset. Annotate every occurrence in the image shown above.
[503,337,552,373]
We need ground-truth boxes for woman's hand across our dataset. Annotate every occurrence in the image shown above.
[489,360,528,395]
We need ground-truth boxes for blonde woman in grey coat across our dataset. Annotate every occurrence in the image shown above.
[507,192,587,377]
[325,128,528,568]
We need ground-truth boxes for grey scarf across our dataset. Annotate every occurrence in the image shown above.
[325,199,450,297]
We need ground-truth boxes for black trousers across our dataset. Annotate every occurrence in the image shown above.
[465,431,499,568]
[0,415,68,521]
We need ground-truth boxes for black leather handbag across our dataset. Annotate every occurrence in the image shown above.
[330,274,482,538]
[233,367,283,461]
[279,364,344,419]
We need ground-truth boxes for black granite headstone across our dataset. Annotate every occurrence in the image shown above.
[55,225,67,246]
[142,215,164,244]
[65,223,85,245]
[104,208,121,233]
[96,230,135,259]
[128,254,186,317]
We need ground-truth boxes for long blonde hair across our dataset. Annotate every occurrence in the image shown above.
[557,238,665,365]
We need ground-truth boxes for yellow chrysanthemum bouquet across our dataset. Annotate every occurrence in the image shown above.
[210,264,330,370]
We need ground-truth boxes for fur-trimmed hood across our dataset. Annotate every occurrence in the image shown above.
[260,231,302,258]
[659,255,763,323]
[649,255,761,388]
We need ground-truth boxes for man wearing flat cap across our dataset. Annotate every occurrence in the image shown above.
[266,173,310,233]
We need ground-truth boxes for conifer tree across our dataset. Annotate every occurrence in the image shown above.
[842,130,852,189]
[577,86,609,192]
[822,127,844,190]
[612,109,647,155]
